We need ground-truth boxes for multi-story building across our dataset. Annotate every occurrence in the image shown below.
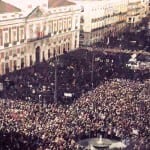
[0,0,81,75]
[127,0,144,25]
[140,0,150,16]
[72,0,128,46]
[149,1,150,13]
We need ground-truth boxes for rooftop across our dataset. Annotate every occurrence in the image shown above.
[48,0,75,8]
[0,0,21,13]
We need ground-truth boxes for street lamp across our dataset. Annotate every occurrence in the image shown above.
[54,54,58,103]
[91,53,94,89]
[90,47,95,89]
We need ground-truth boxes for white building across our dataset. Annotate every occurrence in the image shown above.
[72,0,128,46]
[0,0,81,75]
[140,0,149,16]
[127,0,144,25]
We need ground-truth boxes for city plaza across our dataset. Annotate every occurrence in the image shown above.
[0,0,150,150]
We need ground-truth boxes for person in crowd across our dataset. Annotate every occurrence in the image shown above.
[0,49,149,150]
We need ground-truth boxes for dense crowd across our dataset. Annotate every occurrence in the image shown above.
[0,14,149,150]
[1,49,149,104]
[0,78,149,149]
[0,49,149,150]
[102,16,150,51]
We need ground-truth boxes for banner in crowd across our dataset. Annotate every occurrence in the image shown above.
[0,82,3,91]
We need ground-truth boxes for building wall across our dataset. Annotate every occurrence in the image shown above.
[0,5,80,75]
[140,0,149,16]
[75,0,129,46]
[127,0,144,24]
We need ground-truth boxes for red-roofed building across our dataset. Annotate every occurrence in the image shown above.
[48,0,75,8]
[0,0,81,75]
[0,0,21,13]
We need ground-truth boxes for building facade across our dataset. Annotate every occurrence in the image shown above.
[0,0,149,75]
[141,0,150,16]
[127,0,144,25]
[72,0,129,46]
[0,0,81,75]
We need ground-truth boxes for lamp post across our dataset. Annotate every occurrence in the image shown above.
[90,47,94,89]
[54,54,58,103]
[91,53,94,89]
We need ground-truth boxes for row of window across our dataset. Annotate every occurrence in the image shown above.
[28,18,72,38]
[91,4,127,12]
[0,16,76,47]
[0,27,24,46]
[0,42,73,74]
[91,12,125,23]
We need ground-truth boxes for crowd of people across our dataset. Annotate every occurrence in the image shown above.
[0,49,149,150]
[0,78,149,149]
[101,16,150,51]
[0,49,148,104]
[0,13,149,150]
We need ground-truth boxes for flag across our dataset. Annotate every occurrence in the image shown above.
[106,37,110,45]
[0,83,3,91]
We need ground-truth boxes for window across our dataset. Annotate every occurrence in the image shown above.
[75,40,77,48]
[63,18,67,31]
[14,60,17,71]
[53,21,57,32]
[58,46,60,54]
[36,25,40,38]
[129,18,131,22]
[5,63,9,73]
[9,50,12,56]
[30,55,33,66]
[68,43,70,51]
[53,48,56,57]
[4,32,9,43]
[20,29,24,40]
[29,25,33,38]
[133,18,135,22]
[0,29,2,46]
[1,63,5,74]
[68,17,72,29]
[80,17,84,23]
[43,51,45,61]
[12,30,17,41]
[49,21,52,34]
[21,58,24,68]
[48,49,50,58]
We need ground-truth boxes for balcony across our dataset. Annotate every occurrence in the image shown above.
[27,33,54,43]
[27,38,37,42]
[28,37,46,42]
